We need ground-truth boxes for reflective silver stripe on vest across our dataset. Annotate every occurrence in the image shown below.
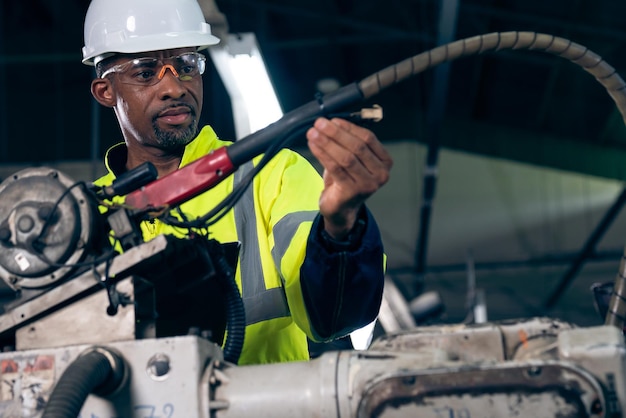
[234,161,315,325]
[271,210,318,264]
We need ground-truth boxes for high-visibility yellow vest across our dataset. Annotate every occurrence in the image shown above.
[95,126,324,364]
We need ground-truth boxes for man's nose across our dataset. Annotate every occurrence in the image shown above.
[155,64,187,99]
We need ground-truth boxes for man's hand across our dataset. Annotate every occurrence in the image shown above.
[306,117,393,240]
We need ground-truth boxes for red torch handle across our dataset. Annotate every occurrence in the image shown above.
[124,147,235,210]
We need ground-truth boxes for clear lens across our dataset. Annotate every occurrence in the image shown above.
[102,52,206,86]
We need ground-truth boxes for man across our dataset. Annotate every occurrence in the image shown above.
[83,0,392,365]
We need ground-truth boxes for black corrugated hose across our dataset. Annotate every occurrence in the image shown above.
[42,347,125,418]
[213,243,246,365]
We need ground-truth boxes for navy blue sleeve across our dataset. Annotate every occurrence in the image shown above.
[300,207,385,341]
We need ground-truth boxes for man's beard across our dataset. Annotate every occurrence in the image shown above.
[152,118,199,151]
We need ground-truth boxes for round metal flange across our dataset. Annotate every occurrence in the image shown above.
[0,167,95,288]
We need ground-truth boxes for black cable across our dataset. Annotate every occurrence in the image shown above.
[159,118,317,229]
[19,179,118,272]
[28,244,118,271]
[42,347,125,418]
[212,243,246,364]
[34,181,90,244]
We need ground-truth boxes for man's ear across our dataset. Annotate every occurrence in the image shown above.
[91,78,116,108]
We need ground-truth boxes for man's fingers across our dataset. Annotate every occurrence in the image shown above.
[329,118,393,169]
[310,118,393,178]
[307,118,392,197]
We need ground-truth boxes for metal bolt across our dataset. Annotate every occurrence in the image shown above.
[17,215,35,233]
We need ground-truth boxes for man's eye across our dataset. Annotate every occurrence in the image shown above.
[132,69,157,81]
[179,65,195,75]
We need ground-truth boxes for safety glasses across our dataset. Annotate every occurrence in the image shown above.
[101,52,206,86]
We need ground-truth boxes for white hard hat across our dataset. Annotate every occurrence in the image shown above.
[82,0,221,65]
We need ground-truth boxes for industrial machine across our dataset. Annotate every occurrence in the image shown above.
[0,32,626,417]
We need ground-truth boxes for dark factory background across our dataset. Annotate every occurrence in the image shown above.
[3,0,626,329]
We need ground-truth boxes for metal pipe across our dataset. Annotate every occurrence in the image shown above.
[414,0,460,274]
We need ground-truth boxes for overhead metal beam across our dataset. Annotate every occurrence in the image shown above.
[219,1,626,51]
[463,3,626,43]
[388,248,623,276]
[224,1,431,39]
